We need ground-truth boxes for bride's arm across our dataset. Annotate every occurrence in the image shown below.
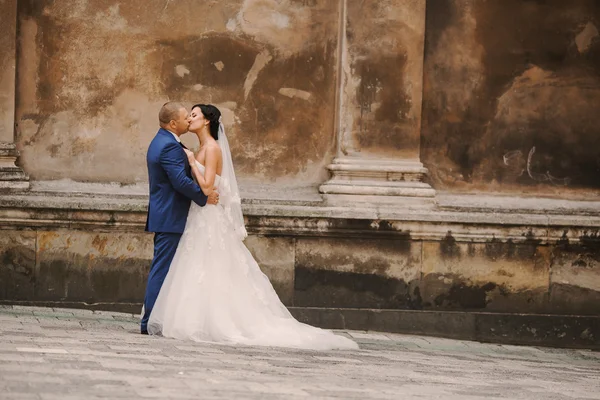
[186,147,220,195]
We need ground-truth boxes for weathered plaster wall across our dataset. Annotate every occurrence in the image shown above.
[294,237,422,309]
[340,0,425,158]
[15,0,339,184]
[0,0,17,143]
[3,0,600,325]
[0,229,293,308]
[3,226,599,316]
[422,0,600,196]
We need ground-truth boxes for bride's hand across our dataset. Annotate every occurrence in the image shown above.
[183,148,196,164]
[207,189,219,205]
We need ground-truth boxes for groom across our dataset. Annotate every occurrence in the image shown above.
[141,101,219,334]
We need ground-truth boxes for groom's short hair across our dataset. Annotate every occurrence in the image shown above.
[159,102,185,126]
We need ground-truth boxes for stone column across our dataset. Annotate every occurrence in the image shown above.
[320,0,434,206]
[0,0,29,190]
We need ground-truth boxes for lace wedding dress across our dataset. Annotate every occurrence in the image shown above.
[148,162,358,350]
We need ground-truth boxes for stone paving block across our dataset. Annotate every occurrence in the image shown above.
[92,310,136,318]
[47,368,118,380]
[347,331,392,341]
[107,344,164,353]
[313,355,362,363]
[111,315,139,324]
[32,309,75,318]
[40,395,110,400]
[16,347,68,354]
[4,394,42,400]
[135,386,200,399]
[30,337,89,345]
[254,382,310,396]
[306,387,381,399]
[174,345,225,354]
[36,318,83,328]
[7,306,34,314]
[6,316,39,325]
[63,347,166,361]
[11,306,50,313]
[79,320,124,331]
[54,307,93,316]
[0,353,46,362]
[0,342,22,351]
[76,381,139,397]
[99,359,157,371]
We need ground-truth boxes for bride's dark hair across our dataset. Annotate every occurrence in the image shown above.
[192,104,221,140]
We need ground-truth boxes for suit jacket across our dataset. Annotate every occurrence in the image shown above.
[145,128,207,233]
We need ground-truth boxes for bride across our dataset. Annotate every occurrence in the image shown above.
[148,104,358,351]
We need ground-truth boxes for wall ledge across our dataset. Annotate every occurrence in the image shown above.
[1,189,599,243]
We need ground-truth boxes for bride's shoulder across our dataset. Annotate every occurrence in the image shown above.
[207,141,221,153]
[205,142,222,160]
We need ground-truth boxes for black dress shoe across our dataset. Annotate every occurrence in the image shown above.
[141,329,148,335]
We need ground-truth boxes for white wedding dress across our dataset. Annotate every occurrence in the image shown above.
[148,162,358,350]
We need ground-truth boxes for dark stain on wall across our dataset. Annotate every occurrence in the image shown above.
[550,229,600,315]
[156,34,259,97]
[440,231,460,258]
[422,0,600,193]
[421,273,552,313]
[484,234,541,262]
[36,256,148,303]
[549,283,600,316]
[18,0,69,116]
[555,229,600,259]
[17,0,49,19]
[435,281,497,309]
[157,33,337,178]
[294,267,422,309]
[0,244,36,300]
[354,54,413,151]
[15,1,339,183]
[235,40,337,178]
[345,0,421,155]
[579,230,600,252]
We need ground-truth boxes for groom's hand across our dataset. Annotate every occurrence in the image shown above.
[207,189,219,205]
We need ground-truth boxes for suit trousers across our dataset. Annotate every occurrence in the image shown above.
[141,232,182,332]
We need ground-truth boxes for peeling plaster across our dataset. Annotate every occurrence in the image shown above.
[175,65,190,77]
[575,22,599,53]
[244,49,272,100]
[278,88,311,101]
[214,61,225,71]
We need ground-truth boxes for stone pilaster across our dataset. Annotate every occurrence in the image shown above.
[0,0,29,190]
[320,157,435,206]
[320,0,434,206]
[0,143,29,190]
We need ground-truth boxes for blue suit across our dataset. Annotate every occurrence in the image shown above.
[141,128,207,332]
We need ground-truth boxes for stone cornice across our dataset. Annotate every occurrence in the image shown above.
[1,191,599,244]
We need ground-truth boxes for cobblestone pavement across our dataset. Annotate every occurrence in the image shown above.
[0,306,599,400]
